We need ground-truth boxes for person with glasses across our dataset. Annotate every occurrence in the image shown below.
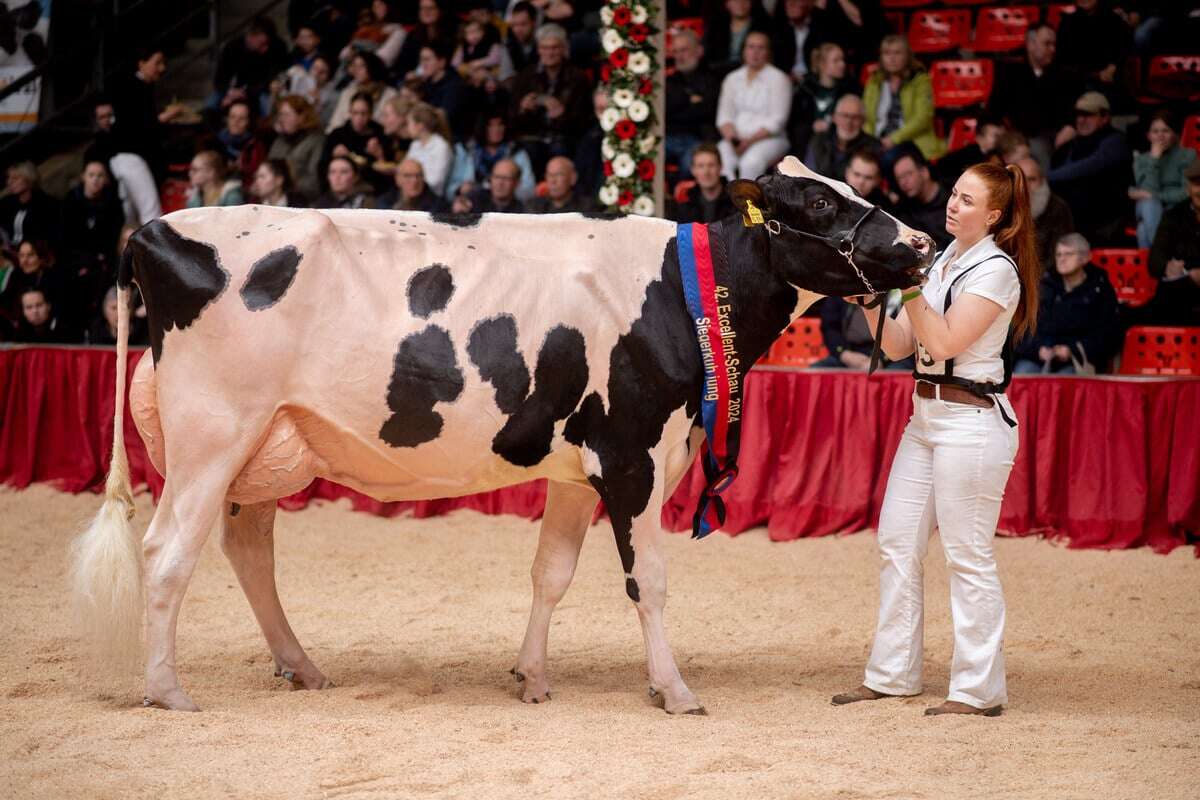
[803,94,878,180]
[374,160,449,213]
[1047,91,1131,244]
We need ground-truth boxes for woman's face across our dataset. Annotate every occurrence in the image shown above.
[277,102,299,135]
[349,99,371,132]
[486,117,506,145]
[380,103,403,136]
[407,113,427,138]
[1148,119,1177,149]
[945,172,999,241]
[418,0,439,25]
[880,42,907,75]
[349,57,368,84]
[17,242,41,274]
[189,157,215,188]
[253,164,282,199]
[82,162,109,198]
[103,295,120,329]
[465,22,484,46]
[311,58,331,86]
[372,0,389,22]
[328,160,356,194]
[296,27,318,54]
[820,46,845,80]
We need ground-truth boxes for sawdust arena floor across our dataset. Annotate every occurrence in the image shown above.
[1,484,1197,799]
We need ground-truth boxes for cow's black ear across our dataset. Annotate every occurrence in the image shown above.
[728,179,765,213]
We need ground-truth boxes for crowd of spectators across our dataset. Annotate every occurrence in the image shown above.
[0,0,1196,370]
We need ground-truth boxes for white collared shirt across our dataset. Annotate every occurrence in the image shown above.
[716,64,793,138]
[913,235,1021,384]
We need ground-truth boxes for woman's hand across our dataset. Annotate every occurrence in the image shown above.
[1052,344,1072,362]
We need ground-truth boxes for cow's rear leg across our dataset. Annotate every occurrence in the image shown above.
[513,481,597,704]
[220,501,332,691]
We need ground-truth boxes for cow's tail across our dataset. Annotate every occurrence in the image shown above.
[70,247,143,674]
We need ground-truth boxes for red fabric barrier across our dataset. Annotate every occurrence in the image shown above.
[2,346,1198,554]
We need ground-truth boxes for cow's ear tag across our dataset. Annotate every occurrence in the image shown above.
[743,200,764,227]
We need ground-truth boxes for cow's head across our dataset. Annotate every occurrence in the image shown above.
[729,156,934,297]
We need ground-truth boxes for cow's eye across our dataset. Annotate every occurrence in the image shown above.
[812,198,830,211]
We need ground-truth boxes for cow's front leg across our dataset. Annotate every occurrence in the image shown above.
[513,480,598,703]
[220,500,332,691]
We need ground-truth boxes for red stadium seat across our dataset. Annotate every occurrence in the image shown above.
[759,318,829,368]
[881,0,929,7]
[942,0,989,5]
[947,117,977,152]
[883,11,905,34]
[908,9,971,53]
[972,6,1039,52]
[1143,55,1200,102]
[160,180,190,214]
[931,60,994,108]
[1046,4,1074,29]
[1092,248,1157,308]
[1119,327,1200,377]
[674,179,695,204]
[860,61,879,86]
[1181,115,1200,155]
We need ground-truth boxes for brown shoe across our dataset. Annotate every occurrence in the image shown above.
[924,700,1002,717]
[831,685,896,705]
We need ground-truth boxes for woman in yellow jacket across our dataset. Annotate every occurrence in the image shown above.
[863,35,945,171]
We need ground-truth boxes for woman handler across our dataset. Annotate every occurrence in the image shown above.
[833,161,1040,717]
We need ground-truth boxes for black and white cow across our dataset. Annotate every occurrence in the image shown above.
[71,157,933,714]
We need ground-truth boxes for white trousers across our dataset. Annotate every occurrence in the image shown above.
[717,135,790,181]
[863,390,1019,708]
[109,152,162,226]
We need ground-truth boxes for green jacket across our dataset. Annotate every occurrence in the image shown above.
[1133,144,1196,209]
[863,69,945,160]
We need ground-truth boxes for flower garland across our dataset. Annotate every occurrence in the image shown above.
[598,0,659,216]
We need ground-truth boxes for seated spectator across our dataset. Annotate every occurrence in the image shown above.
[1048,91,1131,243]
[935,115,1006,190]
[0,161,60,248]
[665,28,719,180]
[286,24,323,77]
[1130,110,1196,250]
[267,96,326,202]
[843,149,890,209]
[1145,160,1200,325]
[11,287,69,344]
[395,0,458,80]
[704,0,771,78]
[338,0,407,69]
[1015,157,1074,273]
[453,14,503,87]
[210,17,288,118]
[0,240,68,329]
[110,46,186,179]
[771,0,830,82]
[418,42,471,139]
[326,52,398,133]
[672,144,736,224]
[86,285,148,346]
[863,35,943,168]
[60,160,125,295]
[374,159,449,212]
[1014,232,1119,374]
[810,297,877,370]
[804,94,877,181]
[447,113,536,203]
[251,160,306,208]
[509,24,593,175]
[527,156,596,213]
[987,24,1081,168]
[323,92,386,191]
[788,42,855,159]
[186,151,245,208]
[310,56,340,130]
[86,97,161,226]
[406,103,455,196]
[313,156,371,209]
[216,100,267,189]
[892,150,950,250]
[452,158,525,213]
[574,87,608,198]
[716,32,791,181]
[1055,0,1132,98]
[498,2,538,83]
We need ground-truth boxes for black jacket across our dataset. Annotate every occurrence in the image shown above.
[1049,125,1131,241]
[987,60,1081,139]
[509,63,593,143]
[665,65,720,141]
[804,130,879,182]
[894,185,951,250]
[671,181,735,224]
[60,184,125,272]
[1149,201,1200,278]
[374,186,449,213]
[818,296,874,358]
[1016,264,1119,367]
[527,192,598,214]
[0,189,60,248]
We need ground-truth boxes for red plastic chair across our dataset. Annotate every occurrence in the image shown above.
[1046,4,1075,29]
[972,6,1039,53]
[1181,115,1200,155]
[759,318,829,368]
[673,180,695,204]
[931,60,994,108]
[1119,327,1200,377]
[1141,56,1200,102]
[860,61,879,86]
[908,10,972,53]
[947,117,978,152]
[1092,248,1157,308]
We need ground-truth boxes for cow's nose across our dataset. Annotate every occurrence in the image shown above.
[910,234,932,254]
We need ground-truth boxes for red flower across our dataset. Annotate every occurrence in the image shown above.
[603,160,614,177]
[600,63,612,82]
[629,23,649,43]
[612,6,632,26]
[618,190,634,206]
[638,78,653,95]
[637,159,655,180]
[614,119,637,140]
[609,48,629,69]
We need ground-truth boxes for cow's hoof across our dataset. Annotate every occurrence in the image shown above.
[650,685,706,716]
[521,684,551,704]
[142,687,200,712]
[510,667,525,683]
[275,664,333,690]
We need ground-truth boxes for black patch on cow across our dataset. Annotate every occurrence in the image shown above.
[580,211,622,221]
[379,326,465,448]
[123,219,230,363]
[240,246,302,311]
[495,326,588,467]
[430,212,482,229]
[468,315,529,413]
[407,263,455,318]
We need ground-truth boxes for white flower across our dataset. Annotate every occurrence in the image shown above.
[632,195,655,216]
[599,5,613,25]
[601,28,624,54]
[629,51,651,74]
[638,133,657,154]
[631,5,648,24]
[612,153,636,178]
[611,88,635,108]
[600,107,622,132]
[601,138,616,160]
[599,183,619,206]
[627,99,650,122]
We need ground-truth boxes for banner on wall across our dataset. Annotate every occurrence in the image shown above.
[0,0,52,133]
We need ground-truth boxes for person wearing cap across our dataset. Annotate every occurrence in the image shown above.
[1048,91,1131,243]
[1143,159,1200,325]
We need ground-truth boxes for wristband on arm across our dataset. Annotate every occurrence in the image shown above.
[901,289,923,304]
